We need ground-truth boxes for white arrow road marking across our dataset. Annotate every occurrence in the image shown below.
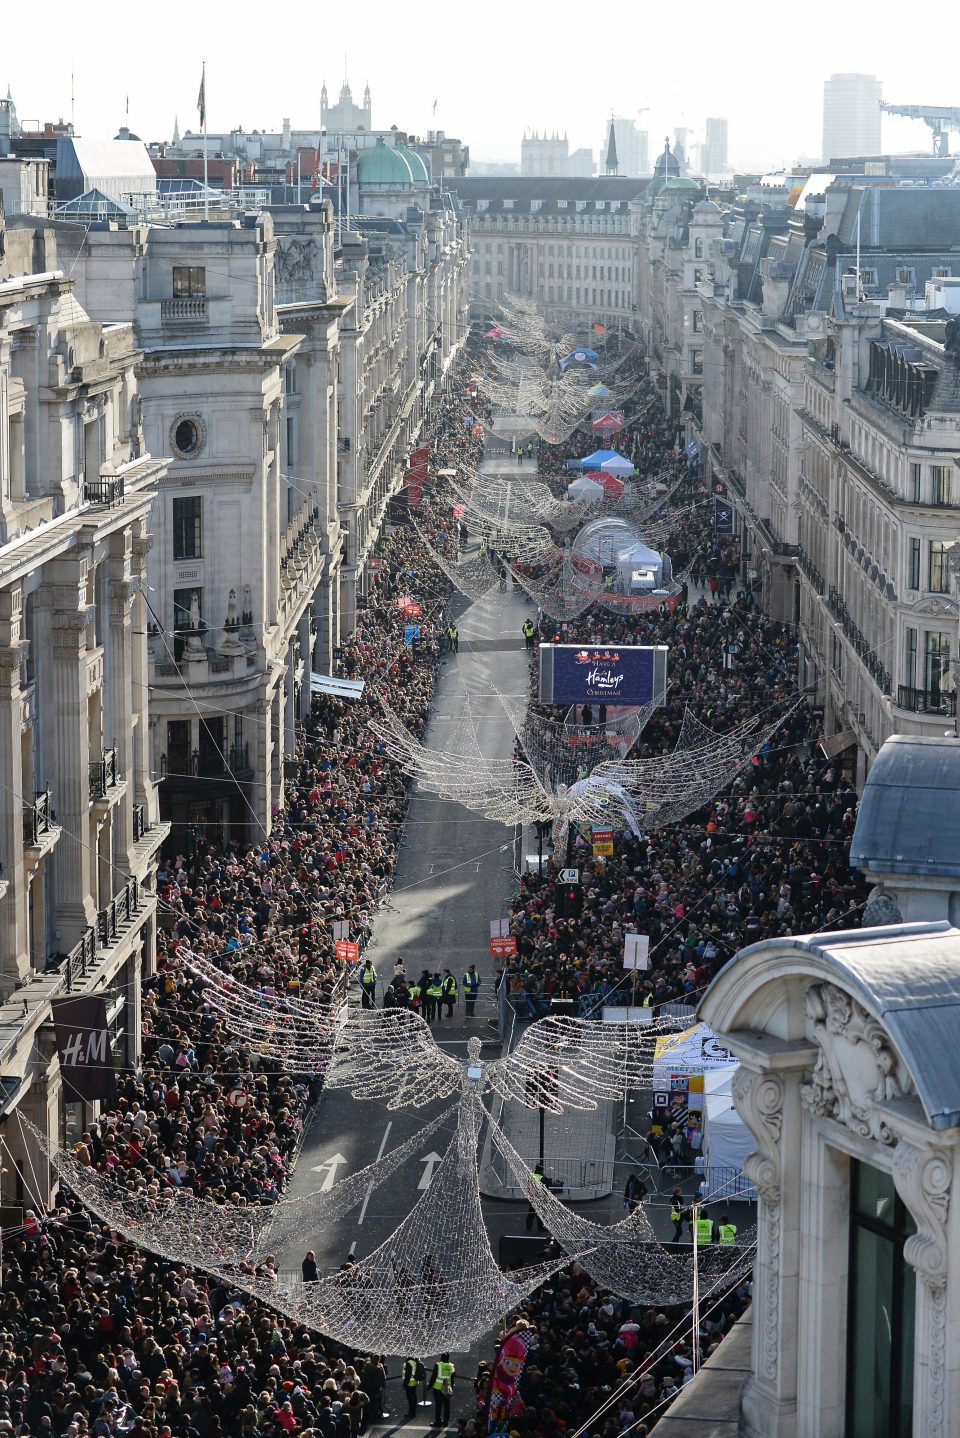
[311,1153,347,1192]
[418,1152,442,1190]
[357,1122,393,1227]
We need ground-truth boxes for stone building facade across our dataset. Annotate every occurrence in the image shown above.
[640,176,960,786]
[450,176,647,333]
[0,215,169,1190]
[23,170,466,843]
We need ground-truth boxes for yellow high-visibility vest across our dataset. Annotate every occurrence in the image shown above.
[434,1360,455,1389]
[718,1223,737,1246]
[695,1217,714,1245]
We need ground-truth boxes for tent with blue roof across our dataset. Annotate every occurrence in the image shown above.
[577,448,625,469]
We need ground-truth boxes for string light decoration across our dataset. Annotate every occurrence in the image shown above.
[33,1007,712,1356]
[370,696,799,836]
[408,523,502,602]
[488,1116,754,1306]
[481,363,596,440]
[499,690,661,790]
[27,1105,455,1274]
[445,473,603,536]
[494,293,579,369]
[179,950,346,1066]
[505,545,605,621]
[31,1101,569,1356]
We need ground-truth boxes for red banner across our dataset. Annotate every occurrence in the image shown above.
[335,939,360,963]
[489,936,517,958]
[404,445,430,509]
[394,595,422,615]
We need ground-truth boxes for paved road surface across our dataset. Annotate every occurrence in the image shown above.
[283,576,534,1248]
[278,444,755,1427]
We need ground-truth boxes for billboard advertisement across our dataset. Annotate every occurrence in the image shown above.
[539,644,668,706]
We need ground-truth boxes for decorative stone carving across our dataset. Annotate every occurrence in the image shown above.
[893,1142,951,1280]
[801,982,912,1143]
[733,1068,784,1201]
[892,1142,951,1438]
[732,1068,785,1384]
[862,884,904,927]
[908,596,958,617]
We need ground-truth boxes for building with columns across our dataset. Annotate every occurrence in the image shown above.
[27,160,466,843]
[46,212,315,843]
[0,213,169,1184]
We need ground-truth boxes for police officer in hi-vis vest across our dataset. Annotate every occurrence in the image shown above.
[430,1353,455,1427]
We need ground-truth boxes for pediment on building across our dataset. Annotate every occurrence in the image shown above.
[906,596,959,617]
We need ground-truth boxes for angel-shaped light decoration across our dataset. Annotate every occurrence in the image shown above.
[369,698,797,836]
[34,1002,717,1355]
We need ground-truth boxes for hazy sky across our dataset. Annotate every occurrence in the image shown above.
[6,0,956,169]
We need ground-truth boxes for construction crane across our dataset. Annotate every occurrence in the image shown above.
[880,102,960,157]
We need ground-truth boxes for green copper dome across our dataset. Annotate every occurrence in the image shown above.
[395,142,430,185]
[356,137,414,187]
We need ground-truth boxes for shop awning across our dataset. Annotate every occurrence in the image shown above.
[311,673,366,700]
[819,729,856,760]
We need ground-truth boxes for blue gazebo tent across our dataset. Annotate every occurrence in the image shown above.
[578,448,627,469]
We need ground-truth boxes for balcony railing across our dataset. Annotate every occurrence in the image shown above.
[89,747,118,801]
[826,587,893,694]
[96,877,140,950]
[133,803,147,842]
[83,474,125,507]
[58,927,97,992]
[797,547,826,596]
[179,743,252,779]
[50,877,143,992]
[23,789,53,848]
[161,297,208,323]
[897,684,957,717]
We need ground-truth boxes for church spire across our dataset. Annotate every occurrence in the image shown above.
[173,114,180,145]
[605,117,619,175]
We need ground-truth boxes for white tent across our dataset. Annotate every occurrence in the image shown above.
[701,1064,755,1197]
[567,476,604,502]
[600,455,636,478]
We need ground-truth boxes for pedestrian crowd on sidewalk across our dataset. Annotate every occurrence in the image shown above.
[0,359,494,1438]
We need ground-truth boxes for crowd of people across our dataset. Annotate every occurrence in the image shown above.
[0,363,492,1438]
[467,1253,751,1438]
[0,330,864,1438]
[469,344,862,1435]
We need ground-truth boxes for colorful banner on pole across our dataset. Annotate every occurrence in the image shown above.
[591,826,615,857]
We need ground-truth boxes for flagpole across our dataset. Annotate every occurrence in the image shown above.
[202,61,209,221]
